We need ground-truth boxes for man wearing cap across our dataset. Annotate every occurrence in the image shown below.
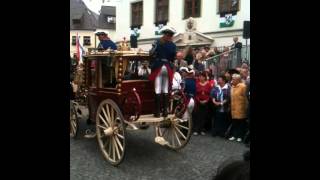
[149,26,177,117]
[95,31,117,50]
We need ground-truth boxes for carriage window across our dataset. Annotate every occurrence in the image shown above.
[90,60,97,87]
[101,57,116,88]
[123,60,150,80]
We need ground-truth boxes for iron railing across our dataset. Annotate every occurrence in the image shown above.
[203,47,249,78]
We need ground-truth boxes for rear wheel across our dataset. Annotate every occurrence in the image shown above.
[156,90,192,150]
[156,116,192,150]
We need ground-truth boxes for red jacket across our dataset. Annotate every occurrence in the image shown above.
[209,79,215,88]
[196,81,212,103]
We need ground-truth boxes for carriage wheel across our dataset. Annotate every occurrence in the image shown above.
[156,115,192,150]
[156,90,191,150]
[96,99,126,166]
[70,102,79,138]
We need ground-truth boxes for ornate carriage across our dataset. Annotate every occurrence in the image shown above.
[70,41,193,166]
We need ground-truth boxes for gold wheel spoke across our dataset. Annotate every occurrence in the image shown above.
[174,126,187,140]
[116,133,124,139]
[101,106,111,126]
[173,129,182,146]
[113,137,121,160]
[106,104,112,126]
[114,135,124,152]
[175,123,189,130]
[99,114,109,127]
[97,124,107,130]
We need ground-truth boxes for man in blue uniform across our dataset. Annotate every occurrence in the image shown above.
[95,31,117,50]
[149,26,177,117]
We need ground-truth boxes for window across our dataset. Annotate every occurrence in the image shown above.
[155,0,169,25]
[72,36,76,45]
[83,36,91,46]
[184,0,201,19]
[72,19,81,24]
[218,0,239,14]
[123,60,149,80]
[131,1,143,28]
[101,57,116,88]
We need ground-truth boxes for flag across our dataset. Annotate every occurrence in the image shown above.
[220,14,235,28]
[130,27,140,38]
[76,33,86,64]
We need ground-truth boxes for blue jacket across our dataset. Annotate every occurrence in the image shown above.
[98,40,117,50]
[183,77,196,98]
[149,39,176,70]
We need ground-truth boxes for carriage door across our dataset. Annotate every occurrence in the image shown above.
[88,59,99,121]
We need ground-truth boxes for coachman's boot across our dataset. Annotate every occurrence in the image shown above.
[162,93,169,117]
[154,94,161,118]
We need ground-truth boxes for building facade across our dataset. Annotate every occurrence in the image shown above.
[114,0,250,50]
[70,0,116,57]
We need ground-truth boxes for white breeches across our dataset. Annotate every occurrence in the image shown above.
[155,65,169,94]
[182,98,194,121]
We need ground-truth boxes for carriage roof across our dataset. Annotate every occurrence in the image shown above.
[83,49,151,60]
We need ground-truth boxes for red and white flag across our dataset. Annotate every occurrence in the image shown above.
[76,32,85,64]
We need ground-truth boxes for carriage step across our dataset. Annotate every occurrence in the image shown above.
[133,114,175,123]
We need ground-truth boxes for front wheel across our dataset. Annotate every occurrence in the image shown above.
[155,114,192,150]
[96,99,126,166]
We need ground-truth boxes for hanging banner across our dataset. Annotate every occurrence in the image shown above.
[155,24,164,35]
[130,27,140,38]
[220,14,235,28]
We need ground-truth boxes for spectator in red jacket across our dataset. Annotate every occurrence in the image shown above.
[205,69,216,88]
[194,71,212,136]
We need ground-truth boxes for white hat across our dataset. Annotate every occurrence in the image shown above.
[95,30,109,35]
[160,26,177,34]
[180,67,195,75]
[179,67,188,72]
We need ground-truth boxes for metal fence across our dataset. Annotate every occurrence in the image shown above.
[214,45,250,63]
[203,47,249,78]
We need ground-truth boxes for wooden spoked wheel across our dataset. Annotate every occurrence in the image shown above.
[156,90,191,150]
[70,101,79,138]
[96,99,126,166]
[156,115,192,150]
[169,90,187,118]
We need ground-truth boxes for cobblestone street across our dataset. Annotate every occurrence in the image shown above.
[70,110,248,180]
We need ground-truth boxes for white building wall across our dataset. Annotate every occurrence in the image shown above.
[114,0,250,49]
[70,29,116,57]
